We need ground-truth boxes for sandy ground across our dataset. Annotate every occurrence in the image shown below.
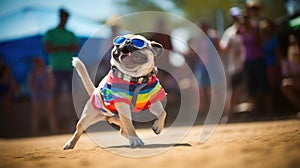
[0,119,299,168]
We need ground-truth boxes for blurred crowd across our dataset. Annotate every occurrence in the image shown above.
[183,0,300,123]
[0,0,299,137]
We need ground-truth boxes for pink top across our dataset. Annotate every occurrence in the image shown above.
[240,27,263,61]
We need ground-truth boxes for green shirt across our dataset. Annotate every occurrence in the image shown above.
[43,28,78,70]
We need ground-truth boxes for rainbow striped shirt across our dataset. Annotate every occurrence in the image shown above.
[91,71,166,116]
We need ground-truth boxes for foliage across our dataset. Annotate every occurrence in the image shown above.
[115,0,164,12]
[115,0,287,28]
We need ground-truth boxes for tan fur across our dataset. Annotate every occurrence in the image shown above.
[63,34,166,149]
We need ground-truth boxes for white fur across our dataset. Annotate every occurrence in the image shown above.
[72,57,95,95]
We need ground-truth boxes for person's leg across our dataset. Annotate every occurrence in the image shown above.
[221,91,232,124]
[199,87,206,113]
[53,71,62,123]
[63,70,77,130]
[197,65,211,120]
[256,60,272,119]
[53,71,63,98]
[31,101,41,135]
[199,86,211,116]
[244,61,256,112]
[45,98,58,134]
[231,72,245,105]
[2,93,15,131]
[54,70,75,131]
[244,61,254,100]
[205,87,212,113]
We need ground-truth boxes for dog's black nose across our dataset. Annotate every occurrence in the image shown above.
[118,43,136,54]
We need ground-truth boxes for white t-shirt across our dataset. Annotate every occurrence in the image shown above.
[220,24,245,76]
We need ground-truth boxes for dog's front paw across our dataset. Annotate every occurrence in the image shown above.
[152,119,163,134]
[152,112,166,134]
[63,141,74,150]
[129,136,144,148]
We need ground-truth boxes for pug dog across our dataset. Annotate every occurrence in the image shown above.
[63,34,167,149]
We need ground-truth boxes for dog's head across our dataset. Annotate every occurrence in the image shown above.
[111,34,163,77]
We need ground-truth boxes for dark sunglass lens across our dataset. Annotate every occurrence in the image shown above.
[114,37,126,45]
[132,39,145,48]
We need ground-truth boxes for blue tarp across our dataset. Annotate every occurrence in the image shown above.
[0,35,104,95]
[0,35,46,84]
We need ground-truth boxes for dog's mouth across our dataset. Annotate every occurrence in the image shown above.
[120,52,131,60]
[112,45,149,71]
[114,49,147,61]
[113,46,132,61]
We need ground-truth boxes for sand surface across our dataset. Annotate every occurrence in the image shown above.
[0,119,299,168]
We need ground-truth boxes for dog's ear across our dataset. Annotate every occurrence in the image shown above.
[151,41,164,57]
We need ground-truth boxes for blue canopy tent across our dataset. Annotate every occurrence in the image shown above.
[0,6,110,95]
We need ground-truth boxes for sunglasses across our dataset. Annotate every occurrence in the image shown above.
[113,36,149,49]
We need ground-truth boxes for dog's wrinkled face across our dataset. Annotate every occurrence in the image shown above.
[111,34,163,77]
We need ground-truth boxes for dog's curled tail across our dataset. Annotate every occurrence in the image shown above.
[72,57,95,95]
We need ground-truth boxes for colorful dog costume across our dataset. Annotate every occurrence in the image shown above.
[91,67,166,117]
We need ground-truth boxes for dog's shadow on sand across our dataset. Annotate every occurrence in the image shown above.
[107,143,192,149]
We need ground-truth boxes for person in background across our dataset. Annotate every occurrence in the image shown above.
[148,18,179,108]
[239,12,272,120]
[0,55,16,134]
[281,34,300,118]
[28,58,57,135]
[219,7,246,123]
[194,19,220,117]
[183,38,198,72]
[246,0,263,26]
[259,18,282,109]
[43,8,79,131]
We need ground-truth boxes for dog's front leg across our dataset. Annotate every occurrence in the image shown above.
[150,101,167,134]
[114,102,144,148]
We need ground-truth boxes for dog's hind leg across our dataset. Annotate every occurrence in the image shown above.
[63,99,104,150]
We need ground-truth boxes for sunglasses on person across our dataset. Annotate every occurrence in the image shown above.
[113,36,149,49]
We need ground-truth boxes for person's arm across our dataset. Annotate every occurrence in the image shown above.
[219,37,233,56]
[44,42,78,53]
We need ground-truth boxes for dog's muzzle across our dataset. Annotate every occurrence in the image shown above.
[117,42,137,55]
